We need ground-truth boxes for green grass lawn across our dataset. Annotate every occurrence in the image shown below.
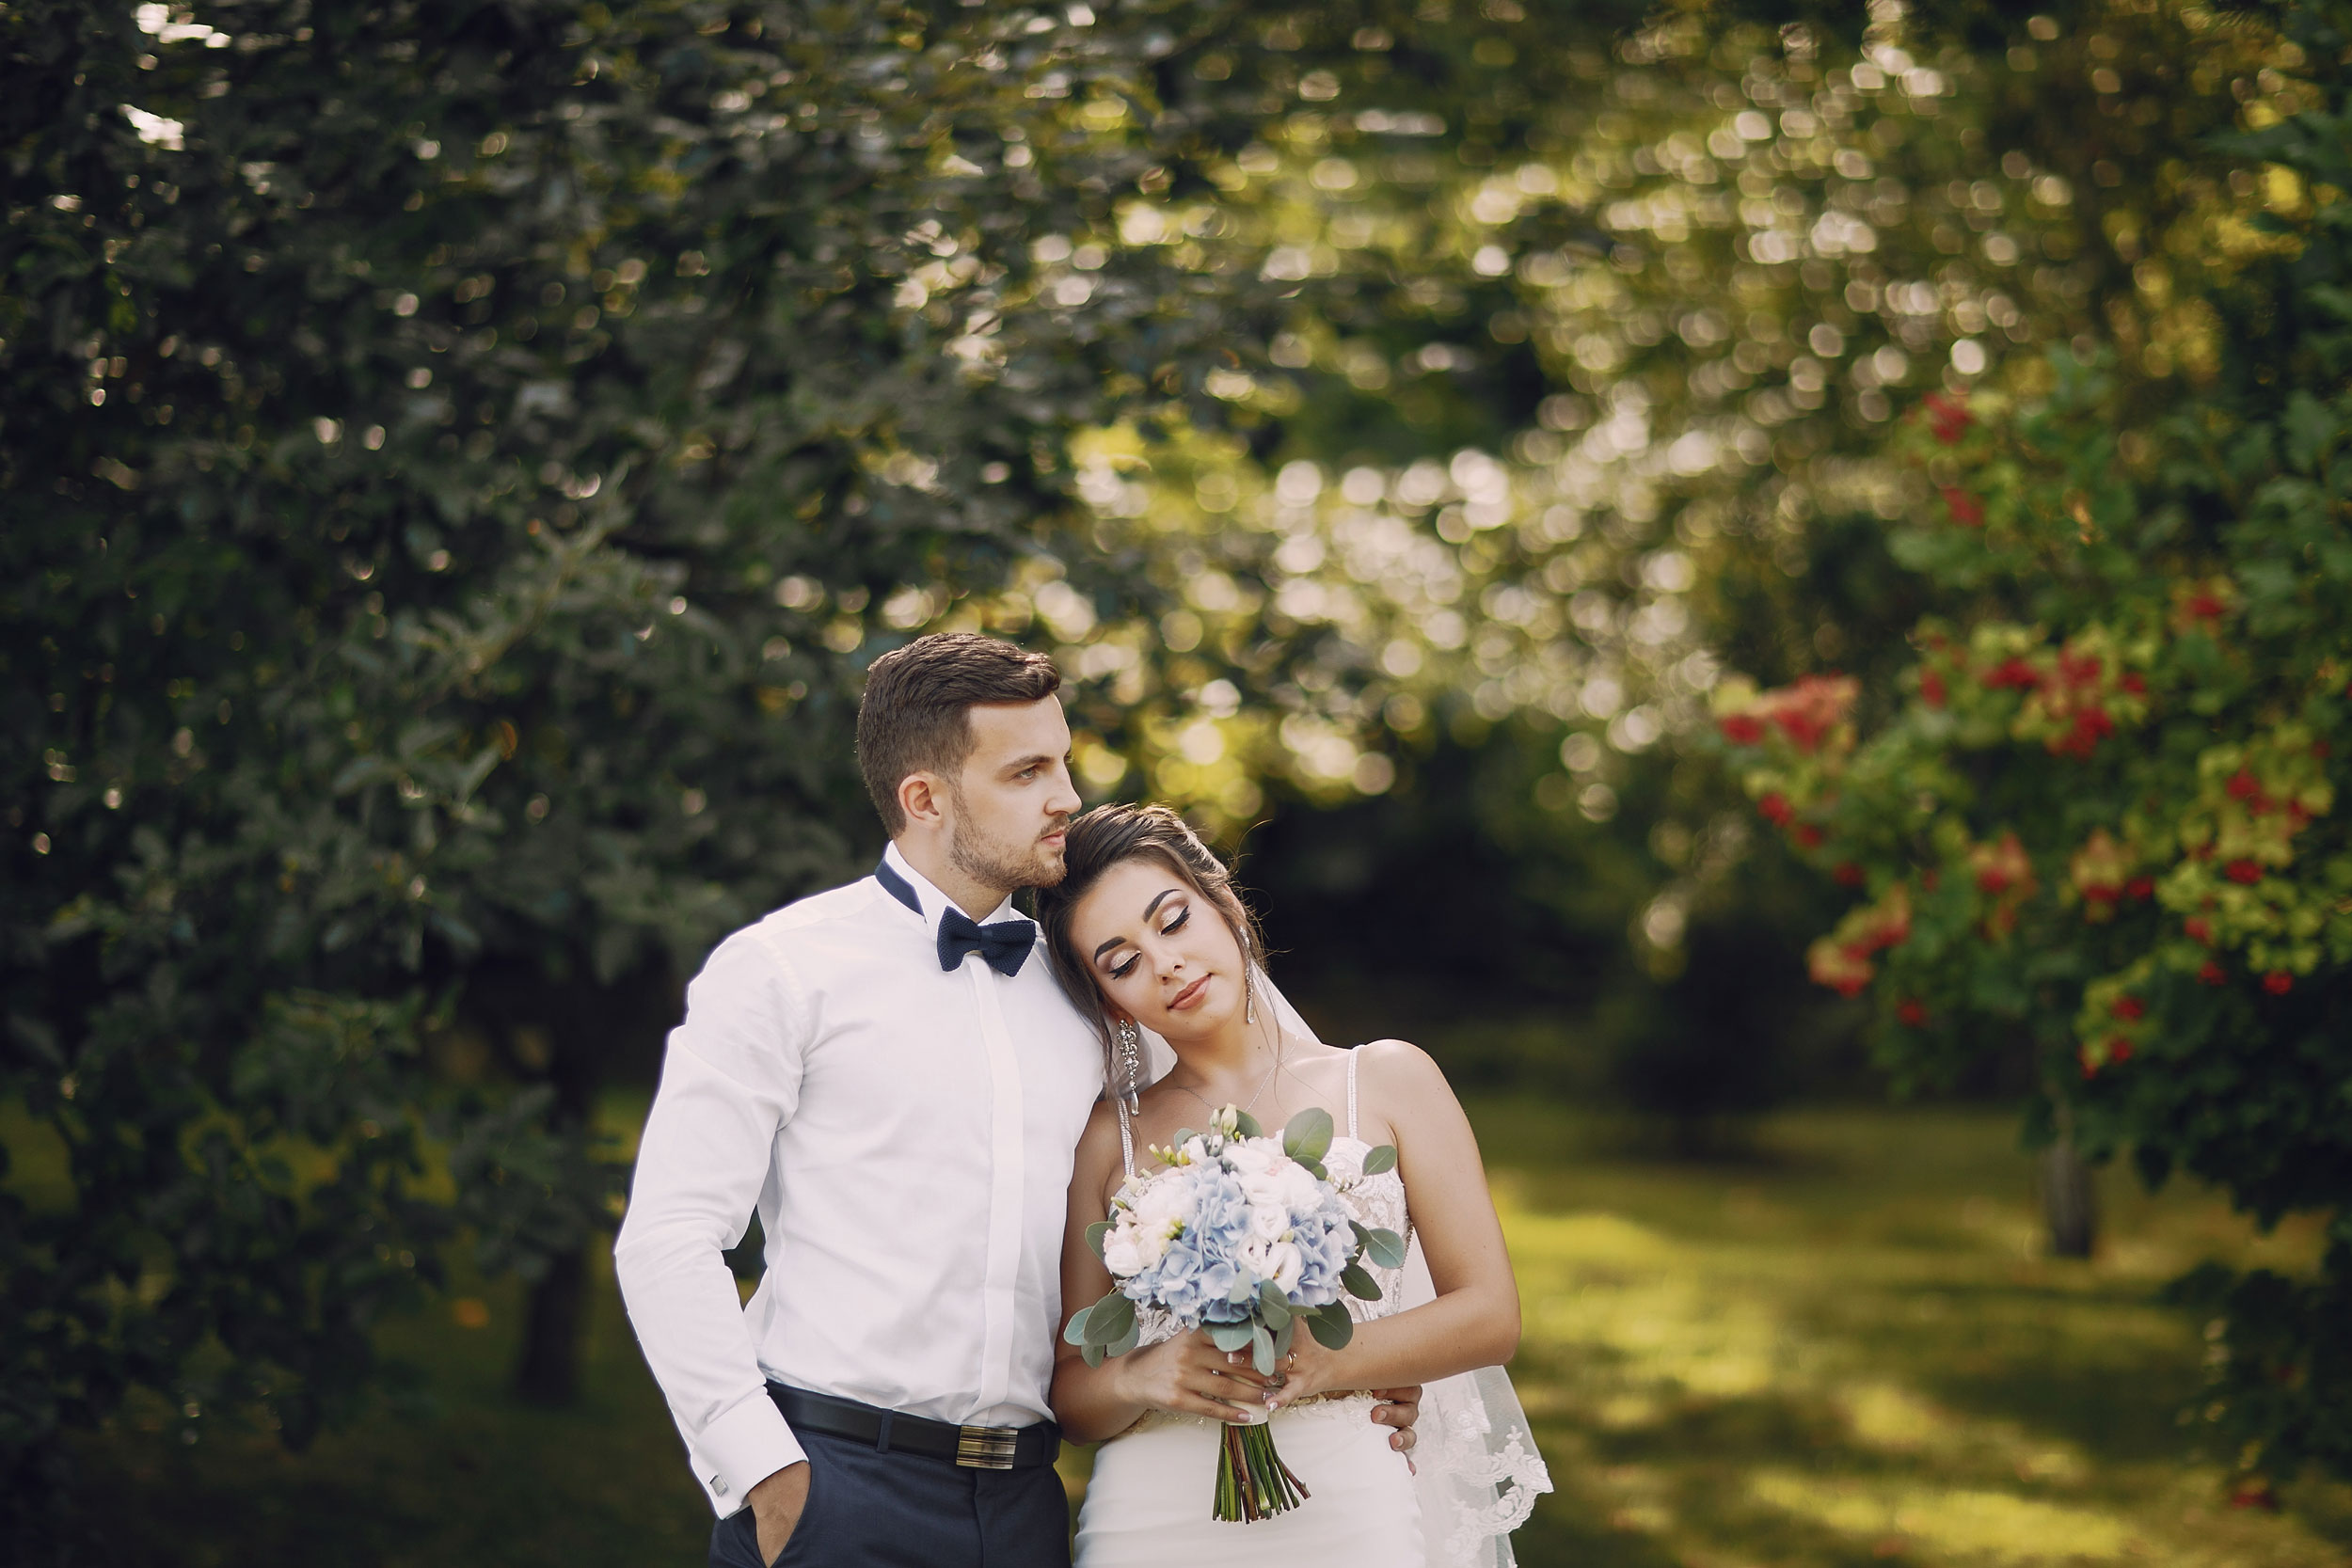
[64,1101,2352,1567]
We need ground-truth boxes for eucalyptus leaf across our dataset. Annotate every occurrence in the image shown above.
[1232,1108,1264,1140]
[1086,1291,1136,1347]
[1085,1219,1113,1260]
[1208,1321,1256,1352]
[1105,1321,1141,1359]
[1342,1262,1383,1302]
[1282,1106,1334,1165]
[1083,1341,1107,1370]
[1363,1227,1407,1270]
[1360,1144,1398,1176]
[1250,1318,1276,1376]
[1306,1302,1356,1352]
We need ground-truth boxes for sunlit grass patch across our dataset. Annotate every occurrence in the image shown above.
[1487,1104,2350,1568]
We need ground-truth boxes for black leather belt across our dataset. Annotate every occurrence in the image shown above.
[766,1384,1059,1471]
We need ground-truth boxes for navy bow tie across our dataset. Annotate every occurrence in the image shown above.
[936,906,1036,977]
[874,855,1035,976]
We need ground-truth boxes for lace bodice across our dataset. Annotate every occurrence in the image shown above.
[1325,1134,1411,1323]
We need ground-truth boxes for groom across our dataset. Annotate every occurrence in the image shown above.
[616,632,1417,1568]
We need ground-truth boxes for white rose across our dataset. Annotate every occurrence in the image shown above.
[1102,1220,1146,1277]
[1277,1161,1327,1215]
[1267,1240,1304,1294]
[1224,1140,1279,1177]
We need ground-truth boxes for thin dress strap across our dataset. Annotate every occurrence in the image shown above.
[1115,1097,1136,1181]
[1346,1049,1360,1140]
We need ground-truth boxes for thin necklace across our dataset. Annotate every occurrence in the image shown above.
[1241,1035,1282,1113]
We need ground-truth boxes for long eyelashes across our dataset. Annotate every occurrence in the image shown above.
[1104,909,1192,982]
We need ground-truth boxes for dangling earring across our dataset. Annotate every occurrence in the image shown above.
[1243,950,1257,1027]
[1116,1017,1143,1111]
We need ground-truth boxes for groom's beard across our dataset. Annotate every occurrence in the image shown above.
[946,798,1070,894]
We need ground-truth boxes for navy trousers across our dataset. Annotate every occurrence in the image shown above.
[707,1428,1071,1568]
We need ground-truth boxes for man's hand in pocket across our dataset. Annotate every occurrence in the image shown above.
[748,1461,810,1566]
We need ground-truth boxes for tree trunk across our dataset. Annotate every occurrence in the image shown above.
[2040,1135,2097,1259]
[515,1246,589,1406]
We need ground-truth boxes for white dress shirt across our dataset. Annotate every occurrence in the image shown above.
[614,843,1104,1515]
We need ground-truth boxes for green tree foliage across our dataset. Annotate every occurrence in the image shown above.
[1001,1,2276,1132]
[1716,0,2352,1483]
[1,0,1292,1521]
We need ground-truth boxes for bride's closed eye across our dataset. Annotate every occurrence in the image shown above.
[1105,906,1189,980]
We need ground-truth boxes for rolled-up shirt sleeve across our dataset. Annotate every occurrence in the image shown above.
[615,927,808,1514]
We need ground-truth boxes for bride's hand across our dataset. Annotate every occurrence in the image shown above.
[1112,1329,1269,1422]
[1257,1333,1345,1410]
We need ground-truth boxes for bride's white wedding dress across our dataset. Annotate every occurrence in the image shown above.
[1073,1050,1551,1568]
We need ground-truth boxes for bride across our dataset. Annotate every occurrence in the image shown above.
[1034,803,1550,1567]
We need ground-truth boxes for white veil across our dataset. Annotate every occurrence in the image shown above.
[1136,971,1554,1568]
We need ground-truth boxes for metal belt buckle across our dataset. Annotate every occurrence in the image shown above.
[955,1424,1020,1469]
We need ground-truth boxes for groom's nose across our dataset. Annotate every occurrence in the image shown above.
[1043,762,1080,817]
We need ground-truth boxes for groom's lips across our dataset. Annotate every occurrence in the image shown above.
[1168,975,1209,1011]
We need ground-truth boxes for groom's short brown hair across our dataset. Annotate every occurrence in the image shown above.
[857,633,1062,834]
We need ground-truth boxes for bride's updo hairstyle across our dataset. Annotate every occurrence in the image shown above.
[1034,803,1265,1087]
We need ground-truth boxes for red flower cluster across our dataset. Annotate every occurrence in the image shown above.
[2173,578,2235,632]
[1942,485,1985,528]
[1807,885,1914,997]
[1718,674,1859,754]
[2037,648,2120,759]
[1719,712,1766,746]
[2069,829,2139,921]
[1924,392,1973,445]
[2264,972,2294,995]
[1972,833,2032,895]
[1983,657,2040,690]
[1896,998,1929,1027]
[2081,1037,2137,1078]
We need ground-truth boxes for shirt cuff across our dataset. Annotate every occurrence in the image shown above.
[691,1393,806,1517]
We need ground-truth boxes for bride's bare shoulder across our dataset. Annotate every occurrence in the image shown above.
[1353,1037,1449,1095]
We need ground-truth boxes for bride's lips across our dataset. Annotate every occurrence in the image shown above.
[1168,975,1210,1011]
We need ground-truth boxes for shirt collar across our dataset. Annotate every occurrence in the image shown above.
[879,841,1021,928]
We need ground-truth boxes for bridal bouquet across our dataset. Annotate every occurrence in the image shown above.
[1065,1102,1406,1523]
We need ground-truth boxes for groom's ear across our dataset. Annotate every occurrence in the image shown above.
[897,770,946,831]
